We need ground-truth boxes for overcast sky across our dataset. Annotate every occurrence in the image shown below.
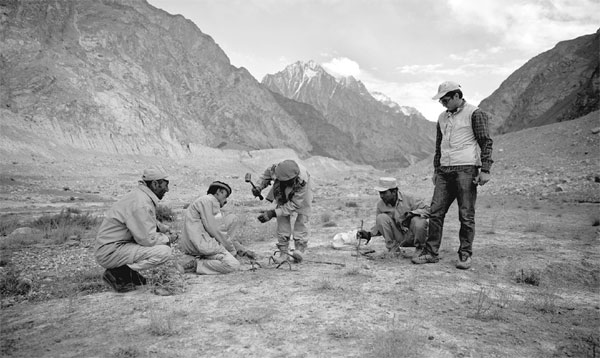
[147,0,599,122]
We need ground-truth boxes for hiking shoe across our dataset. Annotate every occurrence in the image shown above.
[413,247,424,258]
[290,251,303,263]
[456,254,472,270]
[176,258,197,274]
[102,269,136,293]
[411,252,439,265]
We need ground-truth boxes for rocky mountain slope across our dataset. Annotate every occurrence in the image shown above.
[0,0,313,159]
[0,0,435,169]
[262,61,436,168]
[479,30,599,135]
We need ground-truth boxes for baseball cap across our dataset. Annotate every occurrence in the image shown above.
[432,81,461,100]
[374,177,398,192]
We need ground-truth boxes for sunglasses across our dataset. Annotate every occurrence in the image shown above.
[439,96,452,105]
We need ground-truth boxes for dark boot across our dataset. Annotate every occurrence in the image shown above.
[102,267,136,293]
[117,265,147,286]
[128,269,147,286]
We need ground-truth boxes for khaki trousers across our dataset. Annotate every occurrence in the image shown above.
[95,243,172,271]
[374,214,428,253]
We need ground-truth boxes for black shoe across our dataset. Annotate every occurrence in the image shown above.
[129,270,147,286]
[115,265,147,286]
[126,268,147,286]
[102,269,136,293]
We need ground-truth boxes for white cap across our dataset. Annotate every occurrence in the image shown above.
[374,177,398,192]
[432,81,461,100]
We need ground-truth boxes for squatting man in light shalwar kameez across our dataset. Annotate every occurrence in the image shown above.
[357,177,430,258]
[95,166,179,293]
[252,159,312,263]
[178,181,254,275]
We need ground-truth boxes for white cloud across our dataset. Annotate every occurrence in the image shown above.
[395,62,514,78]
[322,57,361,78]
[447,0,600,53]
[397,64,443,75]
[369,80,443,122]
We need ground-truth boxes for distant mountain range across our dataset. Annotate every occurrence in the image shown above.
[0,0,596,169]
[263,61,435,168]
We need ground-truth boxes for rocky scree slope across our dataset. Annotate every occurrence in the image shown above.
[401,111,600,203]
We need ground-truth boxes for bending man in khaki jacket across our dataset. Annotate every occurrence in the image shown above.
[253,159,312,263]
[95,166,178,293]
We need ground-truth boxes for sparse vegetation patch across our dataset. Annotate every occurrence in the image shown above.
[155,205,176,222]
[516,268,541,286]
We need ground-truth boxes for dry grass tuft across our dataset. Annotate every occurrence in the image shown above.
[113,346,141,358]
[529,288,559,314]
[524,222,543,232]
[0,214,21,236]
[467,285,511,321]
[0,209,101,248]
[0,266,31,297]
[148,308,179,336]
[515,268,541,286]
[369,316,423,358]
[315,278,340,291]
[145,263,186,296]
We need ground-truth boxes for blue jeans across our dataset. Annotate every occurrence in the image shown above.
[425,166,478,257]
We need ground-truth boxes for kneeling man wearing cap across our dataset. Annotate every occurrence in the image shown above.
[95,166,179,293]
[177,181,244,275]
[357,177,430,257]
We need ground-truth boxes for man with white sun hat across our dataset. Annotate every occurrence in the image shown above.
[412,81,494,270]
[357,177,430,257]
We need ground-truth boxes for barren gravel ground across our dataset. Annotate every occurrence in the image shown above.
[1,114,599,357]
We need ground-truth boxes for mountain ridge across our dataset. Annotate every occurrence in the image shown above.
[262,61,436,168]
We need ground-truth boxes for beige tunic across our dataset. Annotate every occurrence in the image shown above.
[179,194,236,256]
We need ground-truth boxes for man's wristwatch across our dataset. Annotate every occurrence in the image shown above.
[481,169,490,174]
